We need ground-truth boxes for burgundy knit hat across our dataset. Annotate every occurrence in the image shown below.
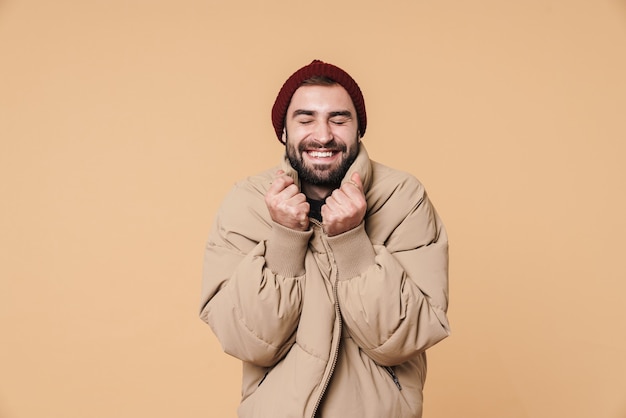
[271,60,367,142]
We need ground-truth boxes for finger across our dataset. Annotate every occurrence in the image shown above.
[292,202,310,227]
[328,188,351,207]
[347,172,363,192]
[279,183,301,200]
[268,174,294,195]
[323,194,350,217]
[286,191,307,205]
[342,177,365,201]
[320,203,334,220]
[284,200,308,217]
[297,201,311,219]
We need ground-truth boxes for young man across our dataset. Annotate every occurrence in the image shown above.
[200,60,450,418]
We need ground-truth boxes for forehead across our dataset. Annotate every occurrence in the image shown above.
[287,84,356,113]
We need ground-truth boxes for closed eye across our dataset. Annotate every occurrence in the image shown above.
[328,111,352,126]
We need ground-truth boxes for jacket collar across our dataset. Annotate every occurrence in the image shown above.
[280,143,373,196]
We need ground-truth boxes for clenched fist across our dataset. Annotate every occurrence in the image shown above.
[321,172,366,237]
[265,170,310,231]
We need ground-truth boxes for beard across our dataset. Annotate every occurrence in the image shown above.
[286,135,359,188]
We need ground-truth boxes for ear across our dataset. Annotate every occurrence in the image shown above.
[281,129,287,144]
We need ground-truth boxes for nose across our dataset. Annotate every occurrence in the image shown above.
[313,121,334,145]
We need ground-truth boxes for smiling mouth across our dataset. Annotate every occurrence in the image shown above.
[307,150,336,158]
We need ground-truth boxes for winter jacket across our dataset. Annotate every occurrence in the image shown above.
[199,145,450,418]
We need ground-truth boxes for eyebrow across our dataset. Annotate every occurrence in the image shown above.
[329,111,352,118]
[292,109,315,117]
[291,109,353,118]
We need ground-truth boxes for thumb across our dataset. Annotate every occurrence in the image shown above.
[350,172,363,191]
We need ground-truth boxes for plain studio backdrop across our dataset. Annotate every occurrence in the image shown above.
[1,1,625,417]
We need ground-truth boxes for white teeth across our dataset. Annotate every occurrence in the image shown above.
[309,151,333,158]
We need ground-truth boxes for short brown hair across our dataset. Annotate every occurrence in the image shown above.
[300,75,337,86]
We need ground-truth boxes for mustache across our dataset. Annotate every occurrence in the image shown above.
[298,139,347,152]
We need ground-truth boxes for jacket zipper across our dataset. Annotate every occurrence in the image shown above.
[257,370,269,387]
[384,366,402,391]
[310,220,342,418]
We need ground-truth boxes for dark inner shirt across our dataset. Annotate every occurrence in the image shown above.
[307,197,325,222]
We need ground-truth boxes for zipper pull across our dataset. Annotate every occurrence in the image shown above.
[385,366,402,391]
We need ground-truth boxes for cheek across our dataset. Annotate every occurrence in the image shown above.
[285,123,310,140]
[331,123,358,137]
[285,133,304,153]
[334,127,359,146]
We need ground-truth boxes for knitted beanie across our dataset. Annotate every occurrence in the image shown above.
[271,60,367,142]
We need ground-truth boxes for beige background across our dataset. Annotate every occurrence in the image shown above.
[1,0,625,417]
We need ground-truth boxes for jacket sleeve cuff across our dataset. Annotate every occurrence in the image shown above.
[326,223,376,279]
[264,222,312,277]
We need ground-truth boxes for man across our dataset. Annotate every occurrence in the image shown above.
[200,60,450,418]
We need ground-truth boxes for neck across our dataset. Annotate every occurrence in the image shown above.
[301,181,337,200]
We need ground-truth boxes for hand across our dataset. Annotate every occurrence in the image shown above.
[322,172,366,237]
[265,170,310,231]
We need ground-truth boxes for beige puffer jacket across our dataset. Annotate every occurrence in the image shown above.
[200,145,450,418]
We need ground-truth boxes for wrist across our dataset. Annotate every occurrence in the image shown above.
[326,222,376,279]
[265,221,312,277]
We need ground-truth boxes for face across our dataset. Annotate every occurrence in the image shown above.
[284,84,360,192]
